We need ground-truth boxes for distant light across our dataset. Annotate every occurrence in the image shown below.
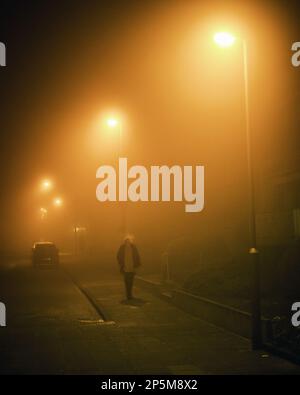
[41,179,53,191]
[74,226,86,233]
[40,207,48,219]
[53,197,63,207]
[106,118,119,128]
[214,32,236,47]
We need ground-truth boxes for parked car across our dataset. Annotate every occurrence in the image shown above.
[32,242,59,267]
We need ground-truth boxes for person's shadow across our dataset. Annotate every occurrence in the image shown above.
[120,297,147,306]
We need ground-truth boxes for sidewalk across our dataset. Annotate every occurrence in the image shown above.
[80,273,300,375]
[134,273,300,365]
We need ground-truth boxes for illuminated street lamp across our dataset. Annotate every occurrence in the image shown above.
[106,118,119,128]
[41,179,53,192]
[214,32,262,349]
[53,197,63,207]
[214,32,236,47]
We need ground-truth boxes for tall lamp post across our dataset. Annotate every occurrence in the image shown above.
[106,117,127,236]
[214,32,262,349]
[39,207,48,241]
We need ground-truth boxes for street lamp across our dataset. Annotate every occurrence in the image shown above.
[214,32,262,349]
[53,197,63,207]
[41,179,53,192]
[106,118,119,128]
[214,32,236,47]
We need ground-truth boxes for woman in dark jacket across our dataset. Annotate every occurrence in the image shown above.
[117,237,141,300]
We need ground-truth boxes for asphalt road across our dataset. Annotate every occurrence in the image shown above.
[0,258,300,375]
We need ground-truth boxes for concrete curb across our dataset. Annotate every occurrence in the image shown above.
[62,268,111,322]
[136,275,300,366]
[135,276,270,340]
[263,342,300,366]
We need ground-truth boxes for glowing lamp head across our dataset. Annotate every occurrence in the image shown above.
[214,32,236,47]
[41,179,53,191]
[53,197,63,207]
[106,118,119,128]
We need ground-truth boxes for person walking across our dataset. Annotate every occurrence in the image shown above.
[117,236,141,300]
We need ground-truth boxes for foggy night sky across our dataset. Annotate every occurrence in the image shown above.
[0,0,300,255]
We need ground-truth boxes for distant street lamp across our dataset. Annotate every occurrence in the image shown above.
[214,32,262,349]
[53,197,63,207]
[41,179,53,192]
[73,226,87,256]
